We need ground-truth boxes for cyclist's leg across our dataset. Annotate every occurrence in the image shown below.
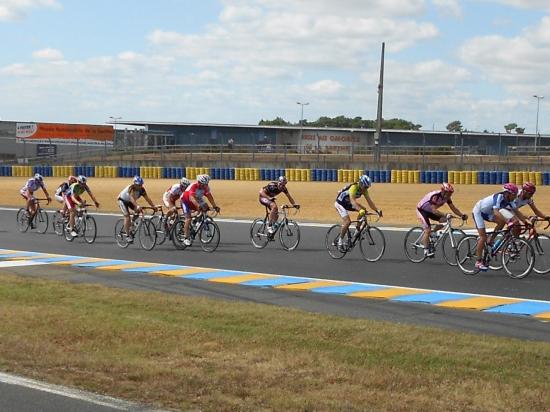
[473,207,491,270]
[117,200,132,236]
[268,201,278,226]
[335,202,351,241]
[181,201,193,240]
[416,208,433,251]
[66,195,77,231]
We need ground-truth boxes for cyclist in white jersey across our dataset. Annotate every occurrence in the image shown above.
[19,174,51,228]
[162,177,191,224]
[118,176,159,242]
[508,182,549,236]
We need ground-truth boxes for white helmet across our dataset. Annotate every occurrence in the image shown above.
[180,177,190,187]
[34,173,44,182]
[77,175,87,184]
[359,174,372,188]
[197,174,210,185]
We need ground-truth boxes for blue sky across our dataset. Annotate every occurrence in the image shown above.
[0,0,549,134]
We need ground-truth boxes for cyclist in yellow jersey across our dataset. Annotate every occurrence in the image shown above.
[334,175,382,250]
[66,175,100,237]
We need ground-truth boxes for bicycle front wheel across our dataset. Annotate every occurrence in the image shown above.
[502,237,535,279]
[52,211,65,236]
[359,226,385,262]
[150,215,167,245]
[325,224,346,259]
[16,208,30,233]
[114,218,129,248]
[200,219,220,252]
[441,229,466,266]
[250,218,269,249]
[455,235,480,275]
[83,216,97,244]
[171,220,188,250]
[403,227,426,263]
[532,234,550,274]
[138,219,157,250]
[35,209,49,234]
[279,220,300,251]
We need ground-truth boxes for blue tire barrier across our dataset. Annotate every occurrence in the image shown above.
[478,172,485,185]
[544,172,550,186]
[490,171,497,185]
[320,169,326,181]
[420,171,426,184]
[501,171,509,184]
[374,170,381,183]
[260,169,265,180]
[229,169,235,180]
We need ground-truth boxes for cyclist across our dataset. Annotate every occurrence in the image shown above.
[66,175,100,237]
[118,176,159,242]
[509,182,549,236]
[259,176,300,234]
[54,175,77,217]
[162,177,191,226]
[472,183,529,271]
[180,174,220,246]
[334,174,382,251]
[20,173,51,228]
[416,183,468,258]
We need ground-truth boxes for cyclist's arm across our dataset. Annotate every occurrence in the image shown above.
[284,191,296,206]
[529,202,547,219]
[348,185,365,211]
[205,193,219,210]
[85,187,100,207]
[513,207,530,225]
[448,202,464,218]
[363,192,379,215]
[42,187,51,201]
[143,193,156,209]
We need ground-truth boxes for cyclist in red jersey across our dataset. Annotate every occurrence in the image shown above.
[259,176,299,234]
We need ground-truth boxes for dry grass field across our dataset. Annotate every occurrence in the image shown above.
[3,177,550,227]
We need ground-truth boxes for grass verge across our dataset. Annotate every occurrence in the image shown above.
[0,273,548,411]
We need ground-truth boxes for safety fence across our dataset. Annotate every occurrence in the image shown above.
[1,165,548,186]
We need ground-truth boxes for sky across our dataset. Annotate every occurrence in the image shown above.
[0,0,549,134]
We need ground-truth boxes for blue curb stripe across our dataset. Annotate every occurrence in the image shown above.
[32,256,88,263]
[484,301,550,315]
[241,276,311,287]
[391,292,472,304]
[73,260,130,267]
[186,270,247,280]
[126,265,185,272]
[0,252,41,258]
[310,284,385,294]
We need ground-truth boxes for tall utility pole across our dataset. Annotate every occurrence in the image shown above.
[297,102,309,143]
[374,42,385,163]
[534,95,544,151]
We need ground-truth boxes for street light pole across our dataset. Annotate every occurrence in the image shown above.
[109,115,122,147]
[297,101,309,145]
[534,95,544,151]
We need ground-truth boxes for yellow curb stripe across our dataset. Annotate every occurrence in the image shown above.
[276,280,350,290]
[437,296,521,310]
[53,257,106,265]
[96,262,161,271]
[209,274,275,284]
[0,250,19,255]
[534,311,550,321]
[7,254,60,260]
[350,288,426,299]
[154,267,218,277]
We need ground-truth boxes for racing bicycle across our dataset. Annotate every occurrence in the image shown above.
[63,204,97,244]
[250,204,301,251]
[16,198,49,234]
[172,209,220,252]
[403,215,466,265]
[325,211,385,261]
[114,206,158,250]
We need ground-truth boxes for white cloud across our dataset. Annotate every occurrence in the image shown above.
[0,0,60,21]
[0,63,31,76]
[32,48,64,61]
[305,79,343,95]
[484,0,550,12]
[432,0,462,17]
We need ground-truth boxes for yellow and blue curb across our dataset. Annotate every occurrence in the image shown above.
[0,248,549,321]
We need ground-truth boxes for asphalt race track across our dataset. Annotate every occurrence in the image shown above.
[0,208,549,342]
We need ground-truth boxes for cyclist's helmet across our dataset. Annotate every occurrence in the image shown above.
[503,182,518,195]
[441,182,454,193]
[522,181,536,194]
[34,173,44,182]
[197,174,210,185]
[359,174,372,188]
[133,175,144,186]
[180,177,191,187]
[278,176,288,185]
[77,175,87,184]
[68,175,77,184]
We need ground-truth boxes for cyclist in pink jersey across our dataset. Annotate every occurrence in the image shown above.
[416,183,467,257]
[20,174,52,228]
[163,177,191,224]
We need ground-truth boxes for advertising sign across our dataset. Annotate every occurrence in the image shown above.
[36,144,57,157]
[16,122,114,146]
[300,131,362,153]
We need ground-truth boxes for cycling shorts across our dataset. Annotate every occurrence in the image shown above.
[416,208,442,229]
[163,192,177,208]
[334,201,355,218]
[118,199,136,216]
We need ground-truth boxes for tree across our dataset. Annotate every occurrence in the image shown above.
[446,120,463,132]
[504,123,517,133]
[515,127,525,134]
[258,117,291,126]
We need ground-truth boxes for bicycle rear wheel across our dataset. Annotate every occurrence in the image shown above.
[325,224,347,259]
[502,238,535,279]
[279,220,300,251]
[138,219,157,250]
[150,215,167,245]
[455,235,480,275]
[441,229,465,266]
[52,211,65,236]
[250,218,269,249]
[35,209,49,234]
[359,226,385,262]
[403,227,426,263]
[114,218,129,248]
[532,234,550,274]
[171,220,188,250]
[16,208,30,233]
[200,219,220,252]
